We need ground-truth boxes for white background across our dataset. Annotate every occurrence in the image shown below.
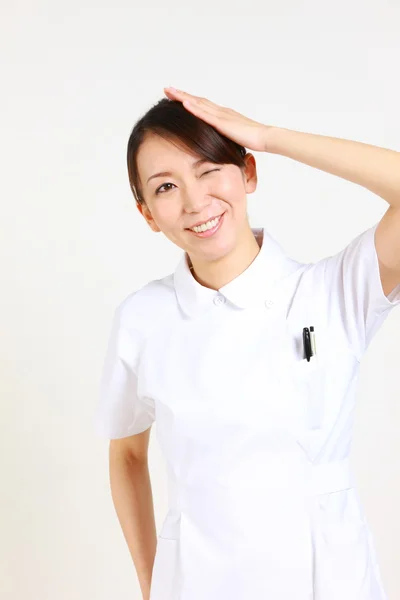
[1,1,399,598]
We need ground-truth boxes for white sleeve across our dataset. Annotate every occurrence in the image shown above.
[94,305,155,439]
[323,222,400,361]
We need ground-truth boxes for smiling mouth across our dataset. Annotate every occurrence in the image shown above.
[186,213,224,231]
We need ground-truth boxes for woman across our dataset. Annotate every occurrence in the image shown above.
[95,87,400,600]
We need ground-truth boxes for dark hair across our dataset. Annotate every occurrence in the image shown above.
[127,97,247,205]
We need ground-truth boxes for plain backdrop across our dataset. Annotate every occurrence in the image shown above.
[1,1,399,598]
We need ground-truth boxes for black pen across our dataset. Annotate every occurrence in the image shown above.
[303,327,312,362]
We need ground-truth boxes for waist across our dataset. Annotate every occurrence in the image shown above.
[161,458,355,540]
[167,457,354,506]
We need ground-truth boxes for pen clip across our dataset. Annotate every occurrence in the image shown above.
[309,325,316,358]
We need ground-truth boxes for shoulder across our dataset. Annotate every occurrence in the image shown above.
[114,273,177,337]
[293,224,377,290]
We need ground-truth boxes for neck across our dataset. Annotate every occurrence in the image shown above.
[187,227,262,291]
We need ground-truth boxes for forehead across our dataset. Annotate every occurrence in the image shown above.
[137,133,200,176]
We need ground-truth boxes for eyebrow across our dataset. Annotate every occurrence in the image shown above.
[146,158,211,185]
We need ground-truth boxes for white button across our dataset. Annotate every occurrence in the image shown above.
[264,299,274,309]
[213,295,226,306]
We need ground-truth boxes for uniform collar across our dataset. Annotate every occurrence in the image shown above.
[173,227,302,319]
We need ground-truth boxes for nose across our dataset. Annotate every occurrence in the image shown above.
[182,190,213,214]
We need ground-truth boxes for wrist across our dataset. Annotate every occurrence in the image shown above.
[263,126,287,154]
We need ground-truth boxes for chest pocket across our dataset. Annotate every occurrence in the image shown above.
[292,353,322,376]
[280,324,328,431]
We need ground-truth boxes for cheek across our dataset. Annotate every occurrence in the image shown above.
[150,202,180,228]
[217,174,245,199]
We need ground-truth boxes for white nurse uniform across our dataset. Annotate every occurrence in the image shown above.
[95,224,400,600]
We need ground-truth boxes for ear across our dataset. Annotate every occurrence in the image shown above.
[136,202,161,232]
[242,153,257,194]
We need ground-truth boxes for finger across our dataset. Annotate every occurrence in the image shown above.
[164,87,198,101]
[164,86,197,97]
[181,98,218,121]
[165,88,220,112]
[164,88,202,106]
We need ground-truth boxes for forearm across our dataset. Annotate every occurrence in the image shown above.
[265,126,400,208]
[109,449,157,600]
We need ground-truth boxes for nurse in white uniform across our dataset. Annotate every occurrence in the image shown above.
[95,87,400,599]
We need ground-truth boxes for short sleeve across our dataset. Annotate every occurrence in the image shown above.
[94,305,155,439]
[323,222,400,361]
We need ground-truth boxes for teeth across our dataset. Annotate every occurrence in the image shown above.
[190,215,221,233]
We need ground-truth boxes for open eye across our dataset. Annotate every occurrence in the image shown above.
[155,182,174,195]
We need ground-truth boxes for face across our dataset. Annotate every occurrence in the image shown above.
[136,133,258,263]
